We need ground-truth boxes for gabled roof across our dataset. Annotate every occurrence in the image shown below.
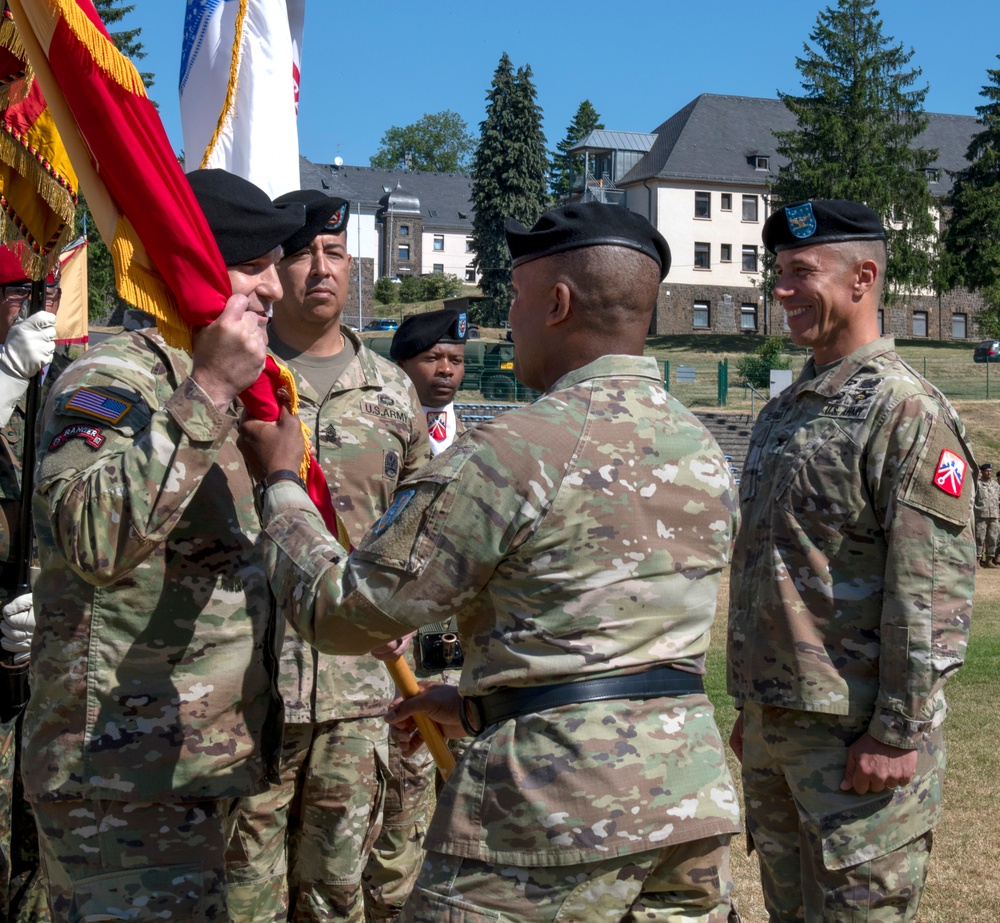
[298,158,475,230]
[617,93,981,196]
[567,130,657,154]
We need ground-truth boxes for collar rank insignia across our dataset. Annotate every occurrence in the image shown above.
[933,449,966,498]
[374,489,415,536]
[427,410,448,442]
[65,387,132,424]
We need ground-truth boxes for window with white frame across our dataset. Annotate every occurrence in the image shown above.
[693,302,710,328]
[694,191,711,218]
[740,303,757,330]
[721,193,732,211]
[952,312,967,339]
[720,244,732,262]
[742,195,759,222]
[397,243,410,260]
[913,311,928,337]
[465,265,476,282]
[755,156,769,171]
[433,235,444,251]
[694,242,710,270]
[741,245,758,272]
[465,237,473,252]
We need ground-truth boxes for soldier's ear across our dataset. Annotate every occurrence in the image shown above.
[546,281,572,328]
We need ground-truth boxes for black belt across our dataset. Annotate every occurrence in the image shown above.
[460,665,704,736]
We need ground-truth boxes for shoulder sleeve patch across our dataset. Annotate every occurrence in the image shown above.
[64,387,132,424]
[903,424,974,527]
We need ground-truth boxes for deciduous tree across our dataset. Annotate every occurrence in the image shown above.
[772,0,936,297]
[370,110,475,174]
[470,54,548,325]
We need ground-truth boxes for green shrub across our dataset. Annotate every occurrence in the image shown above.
[374,277,398,305]
[398,275,424,302]
[736,335,791,389]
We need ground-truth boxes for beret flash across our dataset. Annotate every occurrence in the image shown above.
[390,308,468,361]
[273,190,351,257]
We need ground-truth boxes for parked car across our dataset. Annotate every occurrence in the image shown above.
[363,319,399,332]
[974,339,1000,363]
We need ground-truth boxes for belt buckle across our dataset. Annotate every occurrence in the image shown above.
[460,695,486,736]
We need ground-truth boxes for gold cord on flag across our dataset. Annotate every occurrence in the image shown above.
[55,0,145,97]
[200,0,248,169]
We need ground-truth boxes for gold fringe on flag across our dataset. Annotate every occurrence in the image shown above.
[200,0,248,169]
[53,0,146,97]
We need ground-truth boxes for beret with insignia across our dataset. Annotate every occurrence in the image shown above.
[980,462,992,471]
[504,201,670,281]
[273,190,350,258]
[763,199,887,254]
[390,308,467,361]
[187,169,306,265]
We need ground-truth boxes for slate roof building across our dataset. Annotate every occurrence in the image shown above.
[577,94,983,340]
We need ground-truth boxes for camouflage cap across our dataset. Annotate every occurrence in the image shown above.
[504,201,670,280]
[273,189,350,257]
[763,199,887,254]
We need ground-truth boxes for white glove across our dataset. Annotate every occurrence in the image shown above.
[1,592,35,663]
[0,310,57,426]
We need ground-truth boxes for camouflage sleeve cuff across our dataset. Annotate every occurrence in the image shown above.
[262,479,314,524]
[166,377,237,447]
[868,707,928,749]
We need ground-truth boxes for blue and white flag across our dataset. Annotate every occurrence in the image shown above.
[180,0,304,198]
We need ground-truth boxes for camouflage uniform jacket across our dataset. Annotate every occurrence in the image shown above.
[974,475,999,520]
[274,326,429,723]
[261,354,741,865]
[23,327,282,803]
[728,337,976,750]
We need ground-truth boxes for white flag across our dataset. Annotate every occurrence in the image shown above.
[180,0,305,198]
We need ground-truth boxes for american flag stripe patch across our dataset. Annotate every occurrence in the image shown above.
[65,388,132,424]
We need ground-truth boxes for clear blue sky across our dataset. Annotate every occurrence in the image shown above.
[125,1,1000,168]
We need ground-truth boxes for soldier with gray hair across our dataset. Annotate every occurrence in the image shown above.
[728,199,976,922]
[239,200,741,922]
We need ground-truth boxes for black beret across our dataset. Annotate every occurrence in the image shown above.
[186,168,305,265]
[981,462,993,471]
[390,308,468,361]
[504,202,670,281]
[763,199,887,254]
[273,190,350,257]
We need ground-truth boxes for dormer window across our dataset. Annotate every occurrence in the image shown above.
[749,155,770,171]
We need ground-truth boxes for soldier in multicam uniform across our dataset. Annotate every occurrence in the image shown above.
[22,169,304,922]
[239,201,742,923]
[362,308,469,921]
[225,190,429,923]
[728,200,976,922]
[974,462,1000,566]
[0,246,60,923]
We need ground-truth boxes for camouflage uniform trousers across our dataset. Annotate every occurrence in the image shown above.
[974,517,999,560]
[398,835,734,922]
[0,709,49,922]
[32,797,237,922]
[226,715,389,923]
[740,702,943,923]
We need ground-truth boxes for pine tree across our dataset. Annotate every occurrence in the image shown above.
[470,54,549,325]
[550,100,604,200]
[941,58,1000,335]
[772,0,936,296]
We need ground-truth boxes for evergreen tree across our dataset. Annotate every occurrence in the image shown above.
[550,100,604,200]
[772,0,936,296]
[370,110,475,174]
[941,58,1000,336]
[470,54,548,325]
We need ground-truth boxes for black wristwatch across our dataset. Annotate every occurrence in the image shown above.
[256,468,307,502]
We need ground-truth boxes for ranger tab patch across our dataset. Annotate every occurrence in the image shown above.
[49,423,105,451]
[65,387,131,424]
[933,449,966,498]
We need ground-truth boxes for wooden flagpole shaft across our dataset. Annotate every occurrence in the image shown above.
[385,655,456,780]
